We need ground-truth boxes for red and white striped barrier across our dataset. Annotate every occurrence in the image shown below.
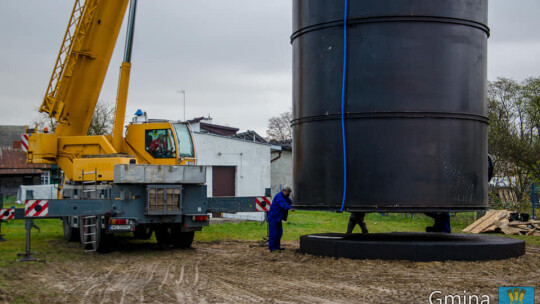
[0,208,15,220]
[21,134,29,152]
[25,200,49,217]
[255,197,272,212]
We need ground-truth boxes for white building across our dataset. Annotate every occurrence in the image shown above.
[189,117,271,198]
[270,140,293,196]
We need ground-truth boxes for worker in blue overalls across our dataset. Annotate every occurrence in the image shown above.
[268,186,293,252]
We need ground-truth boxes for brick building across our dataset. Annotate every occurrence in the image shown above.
[0,126,53,197]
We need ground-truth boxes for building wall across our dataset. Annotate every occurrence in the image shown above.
[0,125,26,147]
[0,175,40,197]
[271,150,293,196]
[192,132,271,197]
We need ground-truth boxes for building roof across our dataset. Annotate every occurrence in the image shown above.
[200,122,239,136]
[0,125,26,147]
[0,168,45,175]
[188,117,206,124]
[0,147,50,174]
[231,130,268,144]
[188,116,240,136]
[270,139,292,150]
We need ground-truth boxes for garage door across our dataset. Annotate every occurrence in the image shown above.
[212,166,236,197]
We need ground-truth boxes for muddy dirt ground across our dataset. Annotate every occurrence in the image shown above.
[0,239,538,303]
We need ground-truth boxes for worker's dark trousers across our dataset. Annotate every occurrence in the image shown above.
[425,212,451,233]
[268,220,283,251]
[347,213,368,234]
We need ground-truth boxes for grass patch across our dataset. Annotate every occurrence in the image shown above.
[198,211,476,242]
[0,211,537,265]
[2,196,20,209]
[501,234,540,246]
[198,211,540,246]
[0,218,81,266]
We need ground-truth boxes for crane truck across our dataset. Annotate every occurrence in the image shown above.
[21,0,265,253]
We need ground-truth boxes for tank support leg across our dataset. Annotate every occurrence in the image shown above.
[17,219,40,262]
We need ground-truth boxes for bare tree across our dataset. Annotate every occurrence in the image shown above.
[87,101,115,135]
[266,111,292,141]
[31,100,115,136]
[32,111,59,133]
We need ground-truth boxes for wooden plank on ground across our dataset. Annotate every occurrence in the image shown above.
[526,229,536,236]
[499,223,522,235]
[468,210,509,234]
[462,210,497,233]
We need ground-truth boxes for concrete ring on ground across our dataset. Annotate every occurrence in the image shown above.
[299,232,525,261]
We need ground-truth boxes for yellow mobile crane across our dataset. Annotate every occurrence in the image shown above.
[19,0,260,254]
[27,0,196,184]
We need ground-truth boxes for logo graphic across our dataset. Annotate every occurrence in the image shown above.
[499,287,534,304]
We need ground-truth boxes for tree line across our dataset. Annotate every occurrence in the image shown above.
[488,77,540,209]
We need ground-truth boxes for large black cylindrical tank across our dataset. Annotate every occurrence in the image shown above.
[292,0,490,212]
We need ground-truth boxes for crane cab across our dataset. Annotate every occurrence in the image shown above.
[125,121,196,166]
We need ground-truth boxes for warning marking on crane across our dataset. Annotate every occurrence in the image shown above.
[255,197,272,212]
[0,208,15,220]
[25,200,49,217]
[21,134,29,152]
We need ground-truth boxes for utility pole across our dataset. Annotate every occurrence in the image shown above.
[177,90,186,121]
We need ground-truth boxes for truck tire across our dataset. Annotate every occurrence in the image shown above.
[173,231,194,249]
[133,225,153,240]
[155,224,194,249]
[62,216,80,242]
[96,230,112,253]
[155,225,172,249]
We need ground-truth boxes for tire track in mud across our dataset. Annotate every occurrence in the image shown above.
[80,268,114,304]
[203,277,266,303]
[118,265,144,304]
[169,259,204,304]
[116,260,167,304]
[199,264,270,304]
[194,260,200,284]
[73,260,133,304]
[158,262,174,291]
[139,261,161,303]
[175,265,185,285]
[44,262,97,301]
[45,260,121,304]
[3,242,539,304]
[94,261,148,304]
[173,264,187,304]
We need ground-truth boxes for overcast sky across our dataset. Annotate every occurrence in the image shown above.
[1,0,539,135]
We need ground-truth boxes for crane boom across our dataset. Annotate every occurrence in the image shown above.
[111,0,138,152]
[16,0,263,254]
[40,0,129,136]
[27,0,196,182]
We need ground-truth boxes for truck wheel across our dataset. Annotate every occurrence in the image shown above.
[155,224,194,249]
[62,216,80,242]
[96,231,112,253]
[173,231,194,249]
[133,225,153,240]
[155,225,172,249]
